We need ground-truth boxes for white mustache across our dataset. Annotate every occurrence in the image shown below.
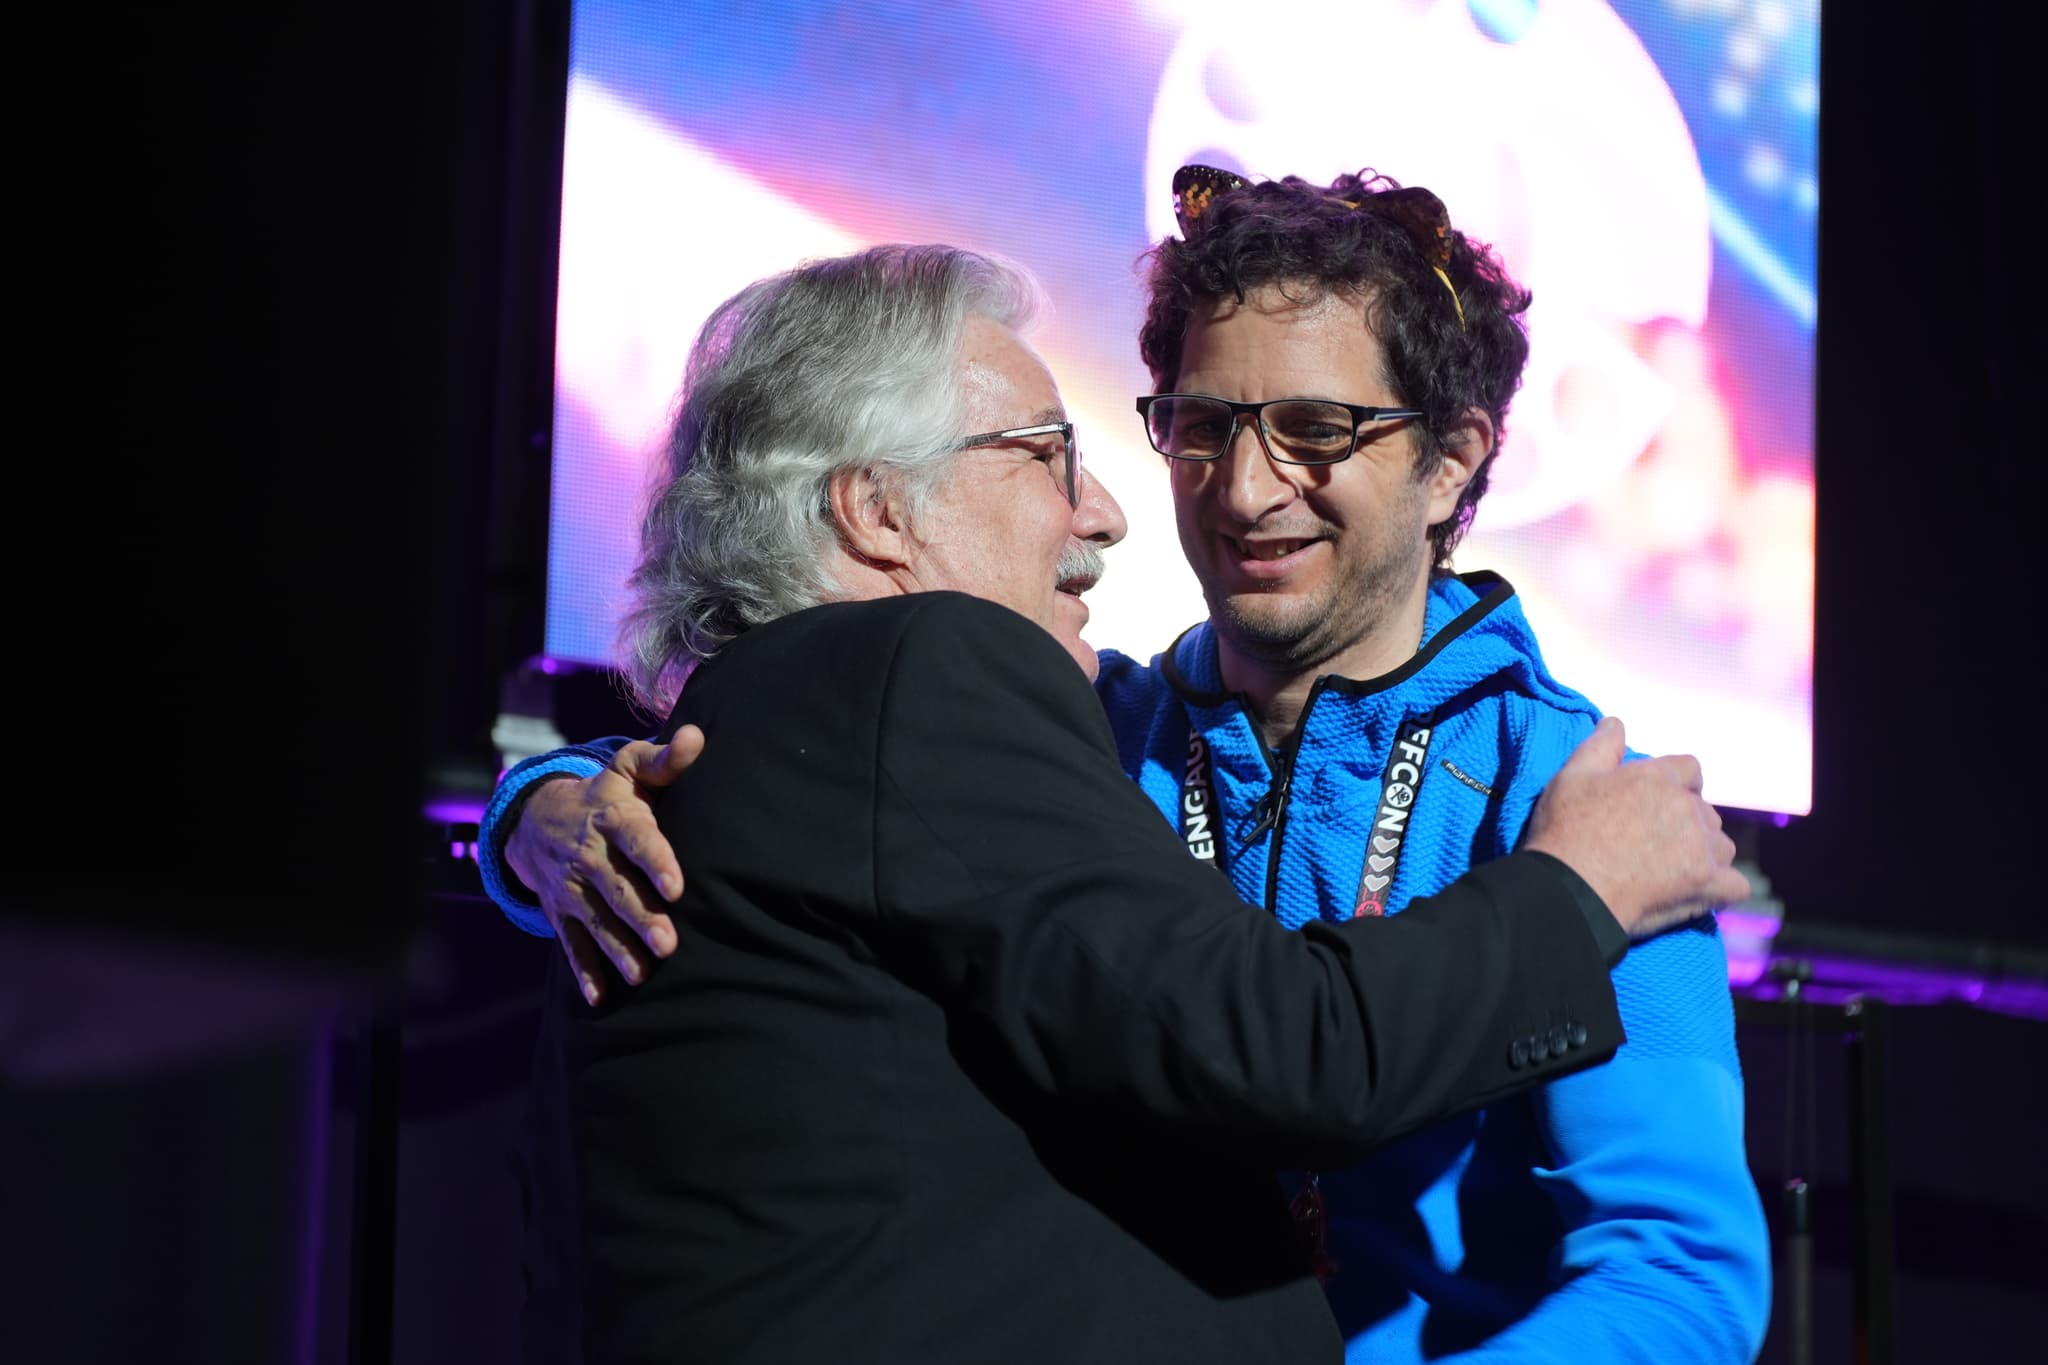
[1056,538,1106,590]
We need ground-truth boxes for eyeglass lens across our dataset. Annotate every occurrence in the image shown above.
[1146,397,1359,464]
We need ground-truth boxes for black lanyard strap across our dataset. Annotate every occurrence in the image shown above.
[1352,709,1438,919]
[1180,730,1227,874]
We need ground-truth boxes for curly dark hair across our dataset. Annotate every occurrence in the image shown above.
[1138,169,1532,568]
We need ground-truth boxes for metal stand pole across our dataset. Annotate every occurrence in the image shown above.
[348,1018,402,1365]
[1783,1177,1814,1365]
[1844,996,1895,1365]
[1778,964,1816,1365]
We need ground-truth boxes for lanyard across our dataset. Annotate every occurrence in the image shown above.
[1179,704,1438,1285]
[1351,709,1437,918]
[1179,729,1227,874]
[1178,708,1438,919]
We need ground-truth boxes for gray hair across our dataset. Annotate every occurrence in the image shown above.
[618,243,1044,715]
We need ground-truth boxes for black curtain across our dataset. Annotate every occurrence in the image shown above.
[1757,1,2031,949]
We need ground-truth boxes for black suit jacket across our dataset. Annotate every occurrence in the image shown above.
[557,592,1625,1364]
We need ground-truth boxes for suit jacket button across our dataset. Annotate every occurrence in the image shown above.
[1526,1033,1549,1063]
[1567,1020,1588,1049]
[1509,1038,1530,1069]
[1548,1026,1569,1056]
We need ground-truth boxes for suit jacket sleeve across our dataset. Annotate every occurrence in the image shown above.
[868,593,1625,1163]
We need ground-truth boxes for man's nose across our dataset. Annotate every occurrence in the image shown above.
[1073,468,1129,547]
[1210,420,1297,523]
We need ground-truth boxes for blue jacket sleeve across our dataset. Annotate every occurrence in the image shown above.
[1452,918,1771,1363]
[1462,707,1771,1362]
[477,737,638,936]
[1458,712,1777,1358]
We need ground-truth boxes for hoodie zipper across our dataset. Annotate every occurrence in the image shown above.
[1245,676,1334,916]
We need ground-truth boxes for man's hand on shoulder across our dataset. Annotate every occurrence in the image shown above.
[1524,717,1751,941]
[505,728,702,1004]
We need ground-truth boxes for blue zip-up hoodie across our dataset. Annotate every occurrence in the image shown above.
[1095,571,1769,1363]
[480,573,1770,1363]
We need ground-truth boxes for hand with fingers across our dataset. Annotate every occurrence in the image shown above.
[504,727,703,1004]
[1523,716,1752,941]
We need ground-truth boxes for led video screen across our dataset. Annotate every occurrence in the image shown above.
[547,0,1816,815]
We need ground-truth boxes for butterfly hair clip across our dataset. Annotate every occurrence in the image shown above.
[1170,163,1253,240]
[1169,164,1466,330]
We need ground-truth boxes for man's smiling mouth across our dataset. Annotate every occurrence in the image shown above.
[1232,536,1318,562]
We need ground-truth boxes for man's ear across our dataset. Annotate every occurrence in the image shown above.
[1426,406,1495,526]
[827,466,914,568]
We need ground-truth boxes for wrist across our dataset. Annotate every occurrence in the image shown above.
[478,755,605,926]
[503,773,579,895]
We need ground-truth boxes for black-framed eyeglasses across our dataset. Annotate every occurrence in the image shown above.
[952,420,1081,507]
[1134,394,1424,466]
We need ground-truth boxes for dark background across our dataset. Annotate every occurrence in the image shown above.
[1,1,2036,1361]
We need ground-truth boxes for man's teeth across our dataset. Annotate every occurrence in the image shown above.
[1241,539,1309,561]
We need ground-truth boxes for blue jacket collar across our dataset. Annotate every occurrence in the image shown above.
[1160,569,1522,708]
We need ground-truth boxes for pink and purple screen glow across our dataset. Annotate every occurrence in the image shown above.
[547,0,1818,816]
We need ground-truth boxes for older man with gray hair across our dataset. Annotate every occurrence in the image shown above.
[521,242,1745,1365]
